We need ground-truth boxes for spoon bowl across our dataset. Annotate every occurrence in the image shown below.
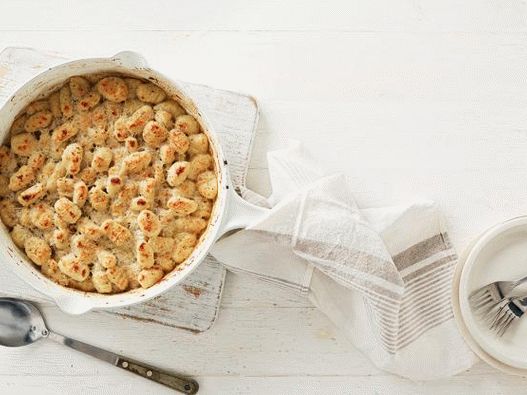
[0,298,48,347]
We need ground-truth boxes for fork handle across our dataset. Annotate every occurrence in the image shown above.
[514,295,527,308]
[513,275,527,287]
[503,275,527,297]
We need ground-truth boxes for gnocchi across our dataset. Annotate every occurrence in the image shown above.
[77,217,103,240]
[138,266,164,288]
[11,225,32,249]
[121,151,152,174]
[18,183,45,206]
[77,91,101,111]
[154,100,185,118]
[166,161,190,187]
[72,181,88,207]
[167,196,198,216]
[101,219,132,246]
[10,115,28,135]
[92,272,112,293]
[126,105,154,134]
[88,186,109,211]
[91,147,113,172]
[136,83,166,104]
[51,121,78,144]
[11,133,37,156]
[188,133,209,155]
[29,203,54,230]
[56,177,75,197]
[61,143,83,175]
[137,209,161,237]
[25,100,50,116]
[136,240,154,269]
[51,228,70,250]
[188,154,213,180]
[197,171,218,199]
[59,86,74,118]
[174,115,200,135]
[54,197,82,224]
[58,253,89,282]
[154,109,174,130]
[49,92,62,118]
[97,77,128,103]
[168,129,189,154]
[173,232,197,264]
[143,121,168,148]
[24,110,53,133]
[138,178,156,203]
[25,237,52,266]
[97,250,116,269]
[106,266,129,291]
[69,76,91,99]
[9,165,35,192]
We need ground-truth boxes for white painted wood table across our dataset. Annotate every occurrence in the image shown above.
[2,1,527,394]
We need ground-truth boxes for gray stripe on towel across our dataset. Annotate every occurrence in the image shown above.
[393,234,450,271]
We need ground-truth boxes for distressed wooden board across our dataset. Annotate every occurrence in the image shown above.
[0,47,258,332]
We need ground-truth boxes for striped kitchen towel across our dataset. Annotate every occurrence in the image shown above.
[211,142,477,380]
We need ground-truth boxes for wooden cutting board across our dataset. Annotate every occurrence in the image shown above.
[0,47,259,332]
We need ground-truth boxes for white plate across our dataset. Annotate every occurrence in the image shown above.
[454,216,527,372]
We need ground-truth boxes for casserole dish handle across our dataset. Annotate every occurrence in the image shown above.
[111,51,149,69]
[53,294,94,315]
[218,189,270,236]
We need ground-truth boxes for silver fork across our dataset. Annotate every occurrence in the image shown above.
[469,275,527,315]
[483,295,527,336]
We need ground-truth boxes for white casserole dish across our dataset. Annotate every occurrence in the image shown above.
[0,51,268,314]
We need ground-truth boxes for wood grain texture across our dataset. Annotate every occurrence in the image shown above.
[0,47,260,332]
[0,0,526,33]
[1,0,527,393]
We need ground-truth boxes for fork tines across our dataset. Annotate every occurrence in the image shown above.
[469,284,502,315]
[484,299,521,336]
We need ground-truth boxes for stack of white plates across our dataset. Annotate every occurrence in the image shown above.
[453,216,527,374]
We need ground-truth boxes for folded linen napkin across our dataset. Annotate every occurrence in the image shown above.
[211,142,478,380]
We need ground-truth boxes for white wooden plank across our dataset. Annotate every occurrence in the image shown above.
[0,365,526,395]
[221,271,311,308]
[0,0,526,33]
[0,31,524,102]
[0,307,377,378]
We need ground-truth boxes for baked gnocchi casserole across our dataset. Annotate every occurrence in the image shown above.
[0,74,217,293]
